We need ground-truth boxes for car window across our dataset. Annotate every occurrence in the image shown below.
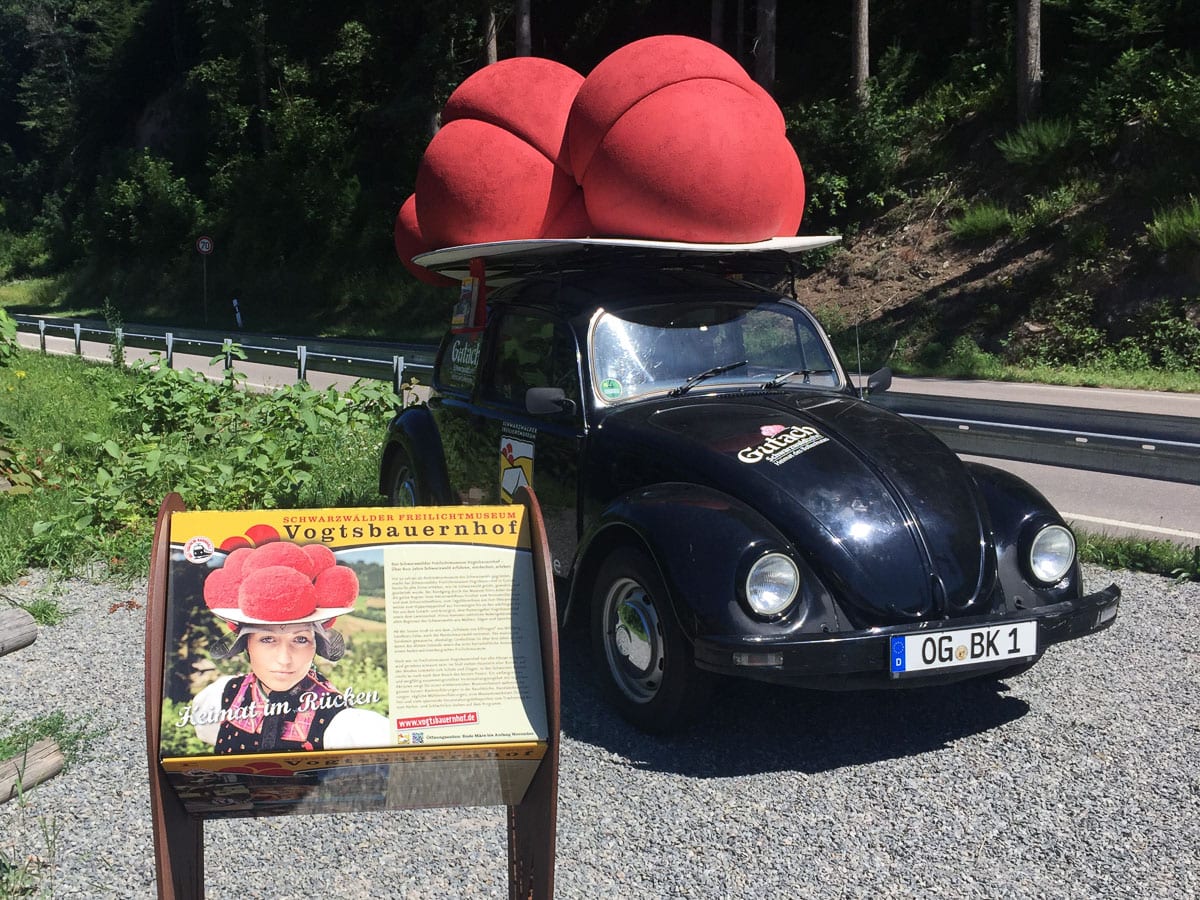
[483,311,580,410]
[588,300,839,403]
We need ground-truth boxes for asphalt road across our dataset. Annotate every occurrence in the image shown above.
[19,331,1200,543]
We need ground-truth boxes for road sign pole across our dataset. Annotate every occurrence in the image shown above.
[196,236,214,327]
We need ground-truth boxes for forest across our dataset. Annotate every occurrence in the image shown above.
[0,1,1197,364]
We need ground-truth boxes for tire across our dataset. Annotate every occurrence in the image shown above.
[385,445,426,507]
[590,545,712,734]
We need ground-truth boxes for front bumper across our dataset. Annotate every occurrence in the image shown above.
[693,583,1121,689]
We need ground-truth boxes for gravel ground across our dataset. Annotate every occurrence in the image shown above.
[0,565,1196,899]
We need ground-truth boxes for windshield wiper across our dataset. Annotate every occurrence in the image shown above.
[668,360,748,397]
[761,368,834,389]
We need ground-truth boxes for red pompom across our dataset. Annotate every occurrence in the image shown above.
[221,546,255,579]
[219,536,252,553]
[568,35,803,241]
[416,120,587,248]
[245,524,281,546]
[238,566,318,621]
[202,567,242,611]
[411,57,587,251]
[394,194,457,287]
[301,543,337,576]
[443,57,583,169]
[314,565,359,609]
[242,541,315,579]
[567,35,762,180]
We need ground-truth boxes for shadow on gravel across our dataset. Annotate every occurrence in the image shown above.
[557,629,1030,777]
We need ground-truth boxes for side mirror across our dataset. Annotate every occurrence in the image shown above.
[864,366,892,398]
[526,386,577,417]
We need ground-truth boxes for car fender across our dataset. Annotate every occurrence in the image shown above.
[568,482,838,640]
[379,406,453,505]
[966,461,1081,603]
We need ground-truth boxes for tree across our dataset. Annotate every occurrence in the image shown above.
[485,6,498,64]
[754,0,776,91]
[515,0,530,56]
[851,0,869,107]
[1016,0,1041,122]
[710,0,724,48]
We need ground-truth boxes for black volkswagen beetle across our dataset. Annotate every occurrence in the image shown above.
[381,238,1120,732]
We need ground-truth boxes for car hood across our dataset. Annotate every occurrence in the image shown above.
[595,391,994,624]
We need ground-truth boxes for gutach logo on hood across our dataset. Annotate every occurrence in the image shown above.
[737,424,829,465]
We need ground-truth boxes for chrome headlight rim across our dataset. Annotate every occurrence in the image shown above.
[1026,523,1076,585]
[743,551,801,619]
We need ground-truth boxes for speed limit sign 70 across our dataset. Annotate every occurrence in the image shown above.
[196,236,214,255]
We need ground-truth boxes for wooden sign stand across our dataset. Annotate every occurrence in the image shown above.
[144,488,561,899]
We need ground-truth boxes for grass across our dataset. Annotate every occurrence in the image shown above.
[1146,195,1200,252]
[1077,532,1200,582]
[948,201,1013,242]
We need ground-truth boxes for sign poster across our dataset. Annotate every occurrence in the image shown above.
[159,506,548,816]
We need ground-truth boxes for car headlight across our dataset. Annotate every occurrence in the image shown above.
[1028,524,1075,584]
[745,552,800,617]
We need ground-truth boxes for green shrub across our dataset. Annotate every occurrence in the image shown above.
[0,308,16,365]
[948,202,1012,241]
[92,150,204,262]
[1146,196,1200,252]
[0,350,396,578]
[995,118,1074,168]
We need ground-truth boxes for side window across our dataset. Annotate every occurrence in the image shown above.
[483,312,579,410]
[436,331,484,395]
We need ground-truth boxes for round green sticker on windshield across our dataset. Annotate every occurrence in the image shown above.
[600,378,623,399]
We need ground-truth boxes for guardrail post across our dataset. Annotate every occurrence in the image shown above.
[165,333,174,369]
[392,355,406,398]
[73,322,81,356]
[223,339,232,370]
[297,345,308,383]
[114,327,124,366]
[38,319,46,353]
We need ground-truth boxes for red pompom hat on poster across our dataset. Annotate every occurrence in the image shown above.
[395,34,807,282]
[202,539,359,626]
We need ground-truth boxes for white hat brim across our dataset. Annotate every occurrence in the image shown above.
[209,605,355,625]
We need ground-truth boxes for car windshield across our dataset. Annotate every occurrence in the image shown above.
[588,298,841,403]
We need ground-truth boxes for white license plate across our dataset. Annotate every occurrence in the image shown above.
[889,621,1038,677]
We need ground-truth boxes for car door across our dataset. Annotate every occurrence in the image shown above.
[476,305,585,580]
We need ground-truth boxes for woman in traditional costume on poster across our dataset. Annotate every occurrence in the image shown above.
[191,540,391,753]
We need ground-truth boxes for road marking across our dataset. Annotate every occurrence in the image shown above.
[1063,512,1200,542]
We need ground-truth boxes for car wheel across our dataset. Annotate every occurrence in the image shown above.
[590,545,712,733]
[386,445,425,507]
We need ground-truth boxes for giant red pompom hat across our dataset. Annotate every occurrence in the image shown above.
[202,539,359,661]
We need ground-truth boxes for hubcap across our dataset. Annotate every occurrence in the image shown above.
[391,466,417,507]
[602,576,664,703]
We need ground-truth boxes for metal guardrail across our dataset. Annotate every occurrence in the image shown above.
[15,314,1200,485]
[15,314,437,396]
[874,393,1200,486]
